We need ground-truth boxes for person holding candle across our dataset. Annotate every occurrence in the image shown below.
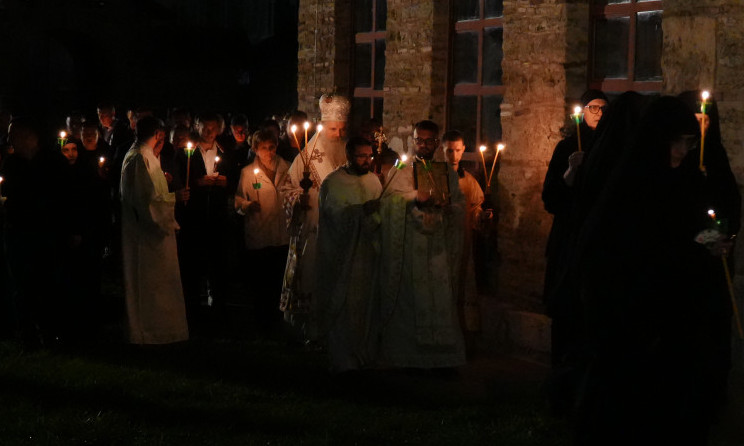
[541,89,607,386]
[678,90,741,419]
[234,129,290,337]
[377,120,466,370]
[315,136,382,371]
[570,96,732,444]
[175,112,230,335]
[279,94,349,342]
[442,130,491,349]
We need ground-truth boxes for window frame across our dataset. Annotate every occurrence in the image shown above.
[352,0,386,119]
[448,0,505,147]
[588,0,663,92]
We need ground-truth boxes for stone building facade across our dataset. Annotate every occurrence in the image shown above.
[296,0,744,361]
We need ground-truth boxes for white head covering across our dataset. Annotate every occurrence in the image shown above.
[319,94,351,122]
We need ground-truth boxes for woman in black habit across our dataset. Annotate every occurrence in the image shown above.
[541,89,608,413]
[678,90,741,415]
[573,96,725,445]
[545,91,650,415]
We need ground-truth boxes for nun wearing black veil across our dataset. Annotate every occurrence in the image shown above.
[572,96,723,445]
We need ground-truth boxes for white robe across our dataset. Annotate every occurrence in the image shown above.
[235,158,290,250]
[317,167,382,371]
[279,133,346,336]
[378,160,466,368]
[120,143,188,344]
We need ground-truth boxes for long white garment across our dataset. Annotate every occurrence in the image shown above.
[235,158,290,249]
[316,167,382,371]
[120,143,188,344]
[378,160,466,368]
[279,133,345,336]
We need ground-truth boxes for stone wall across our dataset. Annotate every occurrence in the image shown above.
[497,0,587,311]
[297,0,352,118]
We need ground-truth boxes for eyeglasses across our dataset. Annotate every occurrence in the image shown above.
[584,105,607,115]
[354,154,374,159]
[414,137,439,146]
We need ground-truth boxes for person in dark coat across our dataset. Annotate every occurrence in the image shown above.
[574,96,722,445]
[541,90,608,412]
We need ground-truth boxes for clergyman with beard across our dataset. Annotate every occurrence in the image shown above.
[316,136,382,372]
[377,120,466,369]
[279,94,350,342]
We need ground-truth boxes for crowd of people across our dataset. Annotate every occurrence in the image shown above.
[0,88,740,444]
[0,94,487,374]
[542,90,740,444]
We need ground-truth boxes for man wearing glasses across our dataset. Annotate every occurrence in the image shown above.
[377,120,466,371]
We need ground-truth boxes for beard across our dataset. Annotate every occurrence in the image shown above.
[348,162,370,175]
[319,133,347,167]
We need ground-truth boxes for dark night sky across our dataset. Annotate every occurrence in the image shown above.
[0,0,299,131]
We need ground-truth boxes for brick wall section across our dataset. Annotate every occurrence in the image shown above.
[497,0,587,310]
[383,0,442,152]
[297,0,352,119]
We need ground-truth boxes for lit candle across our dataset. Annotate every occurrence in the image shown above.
[253,167,261,203]
[700,90,710,172]
[290,124,301,148]
[98,156,105,167]
[185,141,195,187]
[58,131,68,149]
[478,145,488,179]
[214,155,220,175]
[379,154,408,198]
[0,175,4,197]
[486,143,505,193]
[708,209,717,221]
[572,106,583,152]
[303,121,310,148]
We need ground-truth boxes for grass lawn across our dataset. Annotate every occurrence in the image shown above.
[1,335,743,445]
[0,337,570,446]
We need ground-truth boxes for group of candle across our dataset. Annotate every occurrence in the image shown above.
[289,121,323,173]
[478,143,505,194]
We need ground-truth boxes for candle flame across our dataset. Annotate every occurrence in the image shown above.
[497,143,505,151]
[59,131,66,138]
[401,154,408,162]
[708,209,716,216]
[0,176,3,183]
[215,156,220,163]
[702,91,710,101]
[303,121,310,130]
[479,145,487,153]
[253,168,259,175]
[290,124,297,133]
[99,156,105,163]
[573,106,582,115]
[186,141,193,150]
[316,124,323,132]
